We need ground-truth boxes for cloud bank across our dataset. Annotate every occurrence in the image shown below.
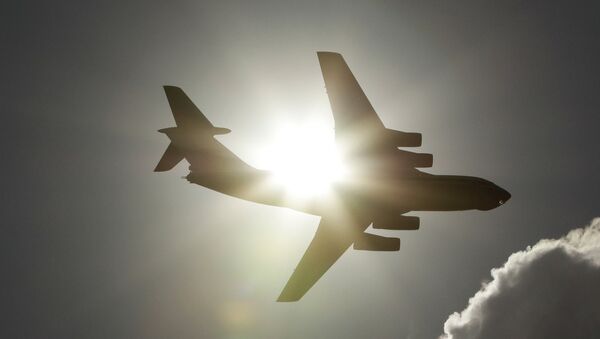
[441,218,600,339]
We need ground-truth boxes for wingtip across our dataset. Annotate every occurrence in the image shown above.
[153,162,165,172]
[317,51,342,57]
[276,295,300,302]
[163,85,181,92]
[276,285,305,302]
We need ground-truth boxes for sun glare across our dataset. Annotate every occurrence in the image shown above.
[257,121,347,197]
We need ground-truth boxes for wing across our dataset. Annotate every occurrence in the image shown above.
[277,216,368,302]
[317,52,432,170]
[318,52,384,133]
[317,51,392,163]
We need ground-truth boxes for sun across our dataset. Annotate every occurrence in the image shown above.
[257,120,348,197]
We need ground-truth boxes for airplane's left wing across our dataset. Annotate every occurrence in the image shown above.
[277,217,369,302]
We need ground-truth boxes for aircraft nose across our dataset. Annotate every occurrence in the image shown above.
[498,188,511,205]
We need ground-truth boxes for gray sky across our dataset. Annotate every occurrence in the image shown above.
[2,1,599,338]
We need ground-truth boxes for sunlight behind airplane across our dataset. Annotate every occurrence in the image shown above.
[155,52,511,302]
[257,121,349,197]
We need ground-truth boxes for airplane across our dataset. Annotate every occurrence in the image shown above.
[154,52,511,302]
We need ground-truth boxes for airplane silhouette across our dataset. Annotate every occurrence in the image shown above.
[154,52,511,302]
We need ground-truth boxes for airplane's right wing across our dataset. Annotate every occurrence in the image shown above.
[318,52,432,169]
[277,216,369,302]
[317,52,384,135]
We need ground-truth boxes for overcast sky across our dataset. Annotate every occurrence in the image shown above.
[2,1,599,338]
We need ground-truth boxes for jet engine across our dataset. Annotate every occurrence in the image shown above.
[396,150,433,168]
[384,128,422,147]
[373,216,420,230]
[353,233,400,251]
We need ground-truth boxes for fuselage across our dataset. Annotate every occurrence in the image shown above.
[182,136,511,219]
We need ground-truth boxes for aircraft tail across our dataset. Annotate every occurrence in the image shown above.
[163,86,231,134]
[154,86,232,172]
[154,142,184,172]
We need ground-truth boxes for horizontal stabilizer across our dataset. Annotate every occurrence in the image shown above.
[154,142,184,172]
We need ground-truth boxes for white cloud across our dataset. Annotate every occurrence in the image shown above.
[441,218,600,339]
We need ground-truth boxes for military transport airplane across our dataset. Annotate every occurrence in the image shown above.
[154,52,511,302]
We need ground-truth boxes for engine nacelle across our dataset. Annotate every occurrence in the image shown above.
[354,233,400,251]
[396,150,433,168]
[373,216,420,230]
[384,128,422,147]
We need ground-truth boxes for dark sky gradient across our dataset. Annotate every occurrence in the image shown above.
[2,1,599,338]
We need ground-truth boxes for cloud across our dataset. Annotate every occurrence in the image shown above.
[441,218,600,339]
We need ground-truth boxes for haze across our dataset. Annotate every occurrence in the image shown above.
[2,1,599,338]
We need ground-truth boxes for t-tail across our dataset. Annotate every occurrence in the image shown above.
[154,86,231,172]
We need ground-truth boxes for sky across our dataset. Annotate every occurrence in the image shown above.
[2,1,600,338]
